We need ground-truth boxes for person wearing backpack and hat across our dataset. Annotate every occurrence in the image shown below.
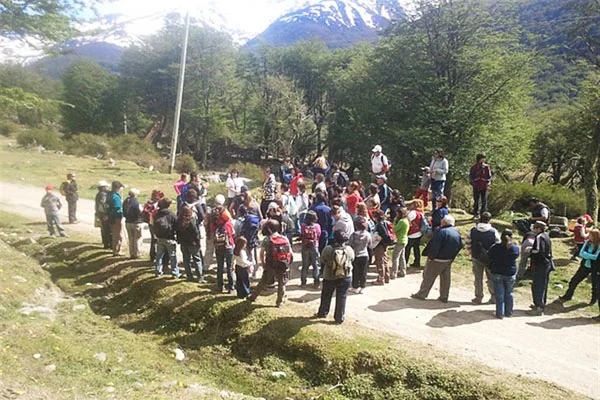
[465,212,500,305]
[95,181,112,249]
[370,145,390,177]
[41,184,67,238]
[153,197,180,278]
[213,194,235,293]
[60,173,79,223]
[108,181,125,256]
[316,230,355,324]
[247,219,292,307]
[528,221,554,316]
[301,210,322,288]
[123,188,144,259]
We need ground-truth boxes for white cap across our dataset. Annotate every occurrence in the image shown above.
[215,194,225,205]
[98,180,109,187]
[372,145,382,153]
[130,188,140,196]
[267,202,280,212]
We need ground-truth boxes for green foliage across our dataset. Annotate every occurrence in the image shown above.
[61,60,121,134]
[62,133,110,157]
[0,87,64,126]
[229,162,264,188]
[174,154,198,174]
[0,120,19,136]
[16,126,62,149]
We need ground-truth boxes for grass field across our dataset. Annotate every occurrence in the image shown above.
[0,211,588,400]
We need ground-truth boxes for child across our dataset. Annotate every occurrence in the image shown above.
[348,216,372,293]
[571,217,589,260]
[40,185,67,237]
[176,206,204,283]
[153,198,180,278]
[517,231,535,280]
[174,173,188,198]
[415,167,431,208]
[213,195,236,293]
[234,236,255,299]
[300,210,322,288]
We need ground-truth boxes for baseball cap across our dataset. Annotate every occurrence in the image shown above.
[372,145,382,153]
[45,184,53,191]
[215,194,225,205]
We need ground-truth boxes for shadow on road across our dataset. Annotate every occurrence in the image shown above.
[368,297,470,312]
[426,309,494,328]
[526,317,598,330]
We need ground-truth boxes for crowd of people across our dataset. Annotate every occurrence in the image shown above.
[40,146,600,323]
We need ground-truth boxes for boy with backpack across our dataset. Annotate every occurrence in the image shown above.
[372,209,396,285]
[153,198,180,278]
[316,231,355,324]
[240,208,261,267]
[247,219,292,307]
[301,211,322,288]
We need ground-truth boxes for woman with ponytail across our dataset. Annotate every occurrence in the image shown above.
[488,229,520,319]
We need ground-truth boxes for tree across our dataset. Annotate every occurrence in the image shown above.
[61,59,120,134]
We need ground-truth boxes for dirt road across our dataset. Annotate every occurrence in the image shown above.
[1,181,598,399]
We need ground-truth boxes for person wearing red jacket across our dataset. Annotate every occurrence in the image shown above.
[289,168,304,196]
[469,154,493,218]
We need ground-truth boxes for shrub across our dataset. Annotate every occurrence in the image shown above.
[16,127,62,150]
[174,154,198,174]
[63,133,110,157]
[0,120,19,137]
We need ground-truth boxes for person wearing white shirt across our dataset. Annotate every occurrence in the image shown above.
[429,149,449,211]
[370,145,390,176]
[226,169,244,206]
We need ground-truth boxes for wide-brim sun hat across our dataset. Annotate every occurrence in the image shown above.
[98,180,109,187]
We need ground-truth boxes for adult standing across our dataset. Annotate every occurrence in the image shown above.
[153,198,180,278]
[95,181,112,249]
[289,168,304,196]
[411,215,462,303]
[469,154,492,217]
[466,211,500,304]
[310,193,333,254]
[143,190,164,262]
[226,169,244,206]
[376,175,391,213]
[346,181,363,219]
[213,195,236,293]
[331,205,354,239]
[488,230,520,319]
[123,188,144,259]
[312,154,330,177]
[528,221,554,316]
[370,145,391,176]
[180,172,208,213]
[513,198,550,237]
[431,196,449,230]
[317,231,355,324]
[429,149,449,212]
[559,229,600,304]
[372,210,394,285]
[108,181,124,257]
[60,173,79,223]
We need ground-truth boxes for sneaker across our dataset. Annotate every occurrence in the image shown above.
[488,297,496,305]
[410,293,426,300]
[526,307,544,316]
[356,287,363,294]
[372,280,384,286]
[558,295,571,302]
[397,273,405,278]
[437,297,448,303]
[471,297,483,305]
[495,314,504,320]
[198,278,207,284]
[49,234,56,238]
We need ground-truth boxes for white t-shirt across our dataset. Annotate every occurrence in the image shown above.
[226,176,244,199]
[371,153,389,174]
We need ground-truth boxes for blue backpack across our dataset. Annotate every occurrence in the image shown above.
[241,214,260,248]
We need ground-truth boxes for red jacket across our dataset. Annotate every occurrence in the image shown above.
[346,191,362,215]
[469,163,492,191]
[290,174,304,196]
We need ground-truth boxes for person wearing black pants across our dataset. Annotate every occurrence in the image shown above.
[559,231,600,305]
[405,237,421,267]
[528,222,554,316]
[317,231,355,324]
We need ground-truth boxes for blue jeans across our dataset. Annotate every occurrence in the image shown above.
[215,247,234,290]
[317,277,351,323]
[431,180,445,211]
[45,214,66,236]
[491,273,515,317]
[318,230,329,254]
[301,246,320,284]
[156,239,179,276]
[181,243,203,281]
[235,265,251,298]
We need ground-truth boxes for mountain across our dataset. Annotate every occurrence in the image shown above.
[247,0,410,48]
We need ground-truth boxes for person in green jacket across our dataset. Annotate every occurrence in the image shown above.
[391,207,410,278]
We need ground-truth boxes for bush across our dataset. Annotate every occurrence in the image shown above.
[16,127,62,150]
[63,133,110,157]
[0,120,19,137]
[174,154,198,174]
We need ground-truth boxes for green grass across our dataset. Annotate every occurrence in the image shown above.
[0,211,589,400]
[0,136,226,201]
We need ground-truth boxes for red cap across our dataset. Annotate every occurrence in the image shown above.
[583,214,593,223]
[45,185,53,191]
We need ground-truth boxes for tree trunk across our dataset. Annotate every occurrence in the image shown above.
[583,120,600,223]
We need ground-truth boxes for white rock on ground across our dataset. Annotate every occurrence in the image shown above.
[93,352,107,363]
[33,353,41,359]
[12,276,27,283]
[174,348,185,361]
[72,304,86,311]
[44,364,56,373]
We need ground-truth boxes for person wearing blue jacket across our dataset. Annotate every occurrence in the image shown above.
[310,193,333,253]
[108,181,124,256]
[411,215,462,303]
[488,230,520,319]
[559,229,600,305]
[431,196,449,230]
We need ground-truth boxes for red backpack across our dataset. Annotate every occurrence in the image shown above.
[268,235,292,271]
[301,224,319,248]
